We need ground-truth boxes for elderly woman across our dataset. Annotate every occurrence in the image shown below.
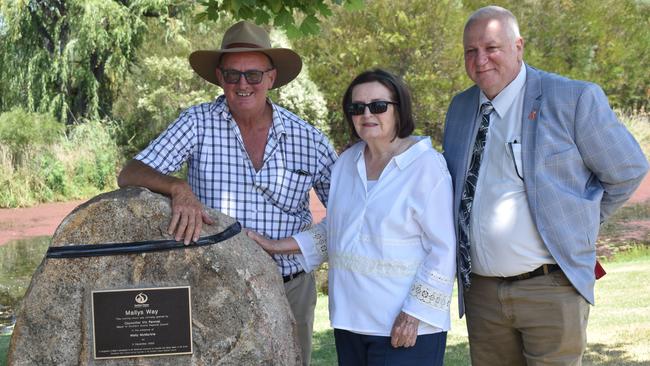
[248,69,455,365]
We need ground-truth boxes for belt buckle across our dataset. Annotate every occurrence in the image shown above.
[508,264,557,282]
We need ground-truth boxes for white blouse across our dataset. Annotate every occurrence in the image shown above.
[294,136,456,336]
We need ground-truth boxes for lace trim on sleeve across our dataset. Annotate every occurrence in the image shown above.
[308,224,328,261]
[427,270,454,286]
[409,281,451,311]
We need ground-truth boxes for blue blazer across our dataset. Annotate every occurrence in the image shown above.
[443,64,648,315]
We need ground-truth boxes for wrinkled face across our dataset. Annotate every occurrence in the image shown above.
[216,52,276,116]
[463,17,523,99]
[350,81,398,144]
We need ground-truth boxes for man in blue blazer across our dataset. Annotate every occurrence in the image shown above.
[442,5,648,365]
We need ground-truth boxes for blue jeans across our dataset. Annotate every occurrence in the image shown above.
[334,328,447,366]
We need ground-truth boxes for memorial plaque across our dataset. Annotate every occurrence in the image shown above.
[91,286,192,359]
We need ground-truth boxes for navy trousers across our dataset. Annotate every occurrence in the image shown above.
[334,328,447,366]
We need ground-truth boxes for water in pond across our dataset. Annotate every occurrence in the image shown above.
[0,236,50,335]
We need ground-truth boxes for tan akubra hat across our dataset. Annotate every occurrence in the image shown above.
[189,21,302,89]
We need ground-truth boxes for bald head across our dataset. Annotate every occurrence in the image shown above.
[465,6,521,42]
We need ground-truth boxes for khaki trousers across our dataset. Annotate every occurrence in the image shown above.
[284,271,317,366]
[465,271,590,366]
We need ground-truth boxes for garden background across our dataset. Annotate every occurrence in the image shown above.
[0,0,649,364]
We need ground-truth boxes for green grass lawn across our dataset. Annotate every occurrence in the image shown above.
[583,249,650,365]
[311,249,650,365]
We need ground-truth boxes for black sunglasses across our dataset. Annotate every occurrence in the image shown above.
[220,68,274,84]
[347,101,398,116]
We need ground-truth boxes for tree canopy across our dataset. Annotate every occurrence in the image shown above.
[507,0,650,110]
[1,0,647,149]
[0,0,362,124]
[294,0,650,148]
[1,0,648,208]
[293,0,468,147]
[197,0,364,37]
[0,0,194,123]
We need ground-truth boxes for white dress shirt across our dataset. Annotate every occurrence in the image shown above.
[471,63,555,276]
[294,136,456,336]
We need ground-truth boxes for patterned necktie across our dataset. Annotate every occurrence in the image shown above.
[458,102,494,290]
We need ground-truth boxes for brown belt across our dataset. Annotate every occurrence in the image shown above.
[502,264,561,282]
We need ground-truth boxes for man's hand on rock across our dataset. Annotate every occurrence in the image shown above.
[169,182,215,245]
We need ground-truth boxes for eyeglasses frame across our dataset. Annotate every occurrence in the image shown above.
[347,101,399,116]
[219,68,275,85]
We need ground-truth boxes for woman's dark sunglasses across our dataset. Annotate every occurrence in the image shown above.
[347,101,398,116]
[220,68,274,84]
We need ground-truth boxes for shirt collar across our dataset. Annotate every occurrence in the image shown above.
[353,136,433,170]
[269,101,287,139]
[479,62,527,119]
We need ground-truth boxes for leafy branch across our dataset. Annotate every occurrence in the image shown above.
[195,0,364,37]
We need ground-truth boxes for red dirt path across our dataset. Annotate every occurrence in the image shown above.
[0,176,647,246]
[0,192,326,246]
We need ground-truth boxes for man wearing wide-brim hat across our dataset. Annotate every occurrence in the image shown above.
[118,21,337,365]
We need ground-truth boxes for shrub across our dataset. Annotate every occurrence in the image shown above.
[0,108,120,207]
[39,151,67,199]
[64,120,120,191]
[0,108,64,165]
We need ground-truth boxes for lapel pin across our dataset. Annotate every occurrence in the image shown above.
[528,110,537,121]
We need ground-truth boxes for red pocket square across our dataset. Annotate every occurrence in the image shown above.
[595,260,606,279]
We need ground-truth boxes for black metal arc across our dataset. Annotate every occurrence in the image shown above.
[45,222,242,259]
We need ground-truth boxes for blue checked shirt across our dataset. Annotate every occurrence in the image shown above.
[136,95,337,276]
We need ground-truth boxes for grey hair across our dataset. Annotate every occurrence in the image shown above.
[465,5,521,40]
